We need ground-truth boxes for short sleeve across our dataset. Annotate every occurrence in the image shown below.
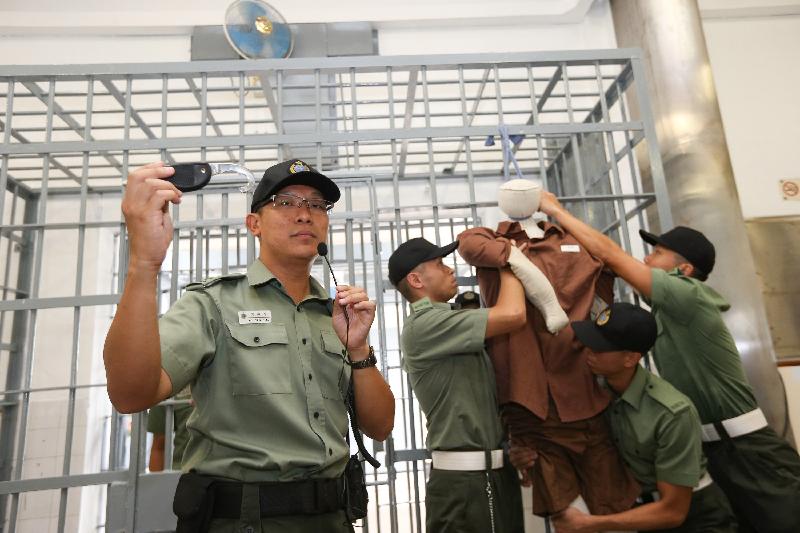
[654,407,703,488]
[158,290,220,394]
[147,404,166,434]
[650,269,700,324]
[403,308,489,371]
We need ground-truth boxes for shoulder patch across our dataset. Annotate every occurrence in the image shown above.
[646,381,691,415]
[185,273,246,291]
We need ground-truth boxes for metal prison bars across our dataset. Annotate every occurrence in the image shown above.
[0,49,671,533]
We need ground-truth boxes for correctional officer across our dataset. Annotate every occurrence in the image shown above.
[389,237,526,533]
[104,160,395,532]
[539,192,800,533]
[553,302,736,532]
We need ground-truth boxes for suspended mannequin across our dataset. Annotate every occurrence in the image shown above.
[498,179,568,334]
[458,180,640,519]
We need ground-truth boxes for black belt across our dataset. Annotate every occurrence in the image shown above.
[211,477,345,518]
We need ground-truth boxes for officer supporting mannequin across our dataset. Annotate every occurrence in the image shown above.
[538,191,800,533]
[104,160,395,532]
[553,303,736,533]
[389,237,526,533]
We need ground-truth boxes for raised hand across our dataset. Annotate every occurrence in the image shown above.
[121,162,181,272]
[538,190,564,217]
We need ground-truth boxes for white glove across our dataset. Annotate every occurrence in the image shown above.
[507,246,569,334]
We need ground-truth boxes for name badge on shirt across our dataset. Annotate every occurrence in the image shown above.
[561,244,580,253]
[238,310,272,324]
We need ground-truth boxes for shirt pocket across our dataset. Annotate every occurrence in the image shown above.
[625,421,657,464]
[318,330,349,400]
[226,322,292,395]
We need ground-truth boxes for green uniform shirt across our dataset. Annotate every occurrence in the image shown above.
[158,260,351,482]
[147,387,193,470]
[401,297,503,451]
[649,268,758,424]
[606,366,706,492]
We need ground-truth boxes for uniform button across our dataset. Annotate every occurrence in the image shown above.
[244,527,255,533]
[314,412,320,419]
[253,336,260,343]
[302,338,307,345]
[329,448,333,456]
[308,374,313,380]
[342,349,347,356]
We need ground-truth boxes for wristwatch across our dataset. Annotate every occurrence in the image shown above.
[348,346,377,369]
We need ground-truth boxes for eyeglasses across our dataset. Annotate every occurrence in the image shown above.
[266,193,334,213]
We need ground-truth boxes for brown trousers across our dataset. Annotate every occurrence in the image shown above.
[505,401,639,516]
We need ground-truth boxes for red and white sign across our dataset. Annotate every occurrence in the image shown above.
[781,179,800,201]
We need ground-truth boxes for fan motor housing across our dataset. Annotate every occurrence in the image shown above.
[191,22,377,61]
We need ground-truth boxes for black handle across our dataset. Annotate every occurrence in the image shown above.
[166,163,213,192]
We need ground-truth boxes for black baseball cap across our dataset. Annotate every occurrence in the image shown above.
[388,238,458,287]
[639,226,715,277]
[455,290,480,308]
[572,302,657,354]
[250,159,340,212]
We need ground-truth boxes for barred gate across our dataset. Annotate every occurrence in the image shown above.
[0,50,670,532]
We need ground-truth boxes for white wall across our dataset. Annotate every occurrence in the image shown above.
[0,36,190,65]
[702,13,800,219]
[378,1,616,55]
[0,1,617,65]
[780,367,800,445]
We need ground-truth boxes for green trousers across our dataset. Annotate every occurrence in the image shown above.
[649,483,737,533]
[703,426,800,533]
[425,460,524,533]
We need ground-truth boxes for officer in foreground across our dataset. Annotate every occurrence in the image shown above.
[104,160,395,532]
[553,302,736,532]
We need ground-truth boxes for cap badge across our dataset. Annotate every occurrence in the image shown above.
[596,308,611,326]
[289,161,309,174]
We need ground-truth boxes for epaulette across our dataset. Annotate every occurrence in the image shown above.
[185,272,246,291]
[646,380,691,415]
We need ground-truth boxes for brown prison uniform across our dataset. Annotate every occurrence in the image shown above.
[458,221,639,516]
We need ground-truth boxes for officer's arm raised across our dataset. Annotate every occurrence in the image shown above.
[539,191,653,298]
[485,267,527,338]
[104,162,180,413]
